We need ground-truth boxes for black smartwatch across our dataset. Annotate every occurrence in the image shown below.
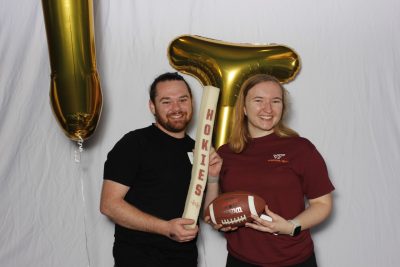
[288,219,301,236]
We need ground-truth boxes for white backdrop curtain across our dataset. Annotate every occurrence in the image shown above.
[1,0,399,266]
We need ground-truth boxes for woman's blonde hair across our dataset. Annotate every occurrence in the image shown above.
[229,74,299,153]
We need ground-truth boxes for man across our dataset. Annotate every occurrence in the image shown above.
[100,72,221,267]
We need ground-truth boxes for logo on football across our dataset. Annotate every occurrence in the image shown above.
[205,191,266,227]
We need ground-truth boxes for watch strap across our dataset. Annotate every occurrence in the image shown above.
[288,219,301,236]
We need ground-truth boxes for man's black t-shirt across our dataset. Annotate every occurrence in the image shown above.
[103,124,196,251]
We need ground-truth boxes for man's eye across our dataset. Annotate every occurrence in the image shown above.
[161,101,171,105]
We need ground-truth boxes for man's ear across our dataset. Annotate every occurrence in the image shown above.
[149,100,155,115]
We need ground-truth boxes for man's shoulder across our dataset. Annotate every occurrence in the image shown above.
[122,125,154,138]
[111,125,154,148]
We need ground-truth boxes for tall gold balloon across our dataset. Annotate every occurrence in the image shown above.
[42,0,102,141]
[168,35,300,148]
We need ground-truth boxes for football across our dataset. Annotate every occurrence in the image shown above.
[205,191,266,227]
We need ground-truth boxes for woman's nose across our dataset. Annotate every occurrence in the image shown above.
[263,101,272,113]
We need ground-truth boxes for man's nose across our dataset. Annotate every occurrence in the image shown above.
[171,100,182,111]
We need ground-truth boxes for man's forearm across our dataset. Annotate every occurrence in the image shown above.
[101,197,169,236]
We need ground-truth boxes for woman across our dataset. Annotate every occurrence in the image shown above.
[205,74,334,267]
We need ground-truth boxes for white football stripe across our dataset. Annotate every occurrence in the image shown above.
[209,203,217,224]
[248,196,258,216]
[260,214,272,222]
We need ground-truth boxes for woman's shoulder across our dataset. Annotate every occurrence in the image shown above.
[283,135,317,151]
[216,143,234,155]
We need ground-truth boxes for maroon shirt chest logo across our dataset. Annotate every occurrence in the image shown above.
[267,153,289,163]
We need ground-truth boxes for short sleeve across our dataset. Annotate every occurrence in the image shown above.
[301,142,335,199]
[103,132,140,186]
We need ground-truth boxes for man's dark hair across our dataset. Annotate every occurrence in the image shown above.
[149,72,192,102]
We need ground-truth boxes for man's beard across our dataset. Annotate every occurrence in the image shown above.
[155,111,192,133]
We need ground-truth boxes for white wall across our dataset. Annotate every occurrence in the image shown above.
[1,0,399,266]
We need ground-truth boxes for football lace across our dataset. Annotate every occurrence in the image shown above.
[221,215,247,225]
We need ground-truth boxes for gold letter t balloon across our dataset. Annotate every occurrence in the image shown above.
[168,35,300,148]
[42,0,102,142]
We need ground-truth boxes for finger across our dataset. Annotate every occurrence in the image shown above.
[213,224,223,231]
[264,204,269,212]
[182,235,196,241]
[245,222,270,232]
[176,231,197,242]
[219,227,230,232]
[183,227,199,235]
[180,218,196,225]
[265,206,276,217]
[209,151,221,163]
[209,154,219,165]
[251,214,264,224]
[251,219,267,227]
[247,221,279,234]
